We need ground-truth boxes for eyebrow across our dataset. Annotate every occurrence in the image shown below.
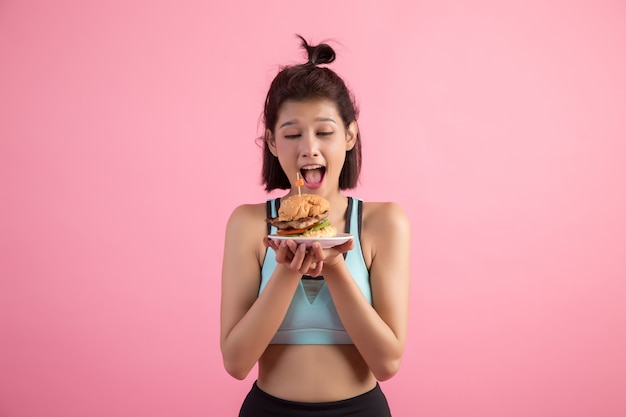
[279,117,337,129]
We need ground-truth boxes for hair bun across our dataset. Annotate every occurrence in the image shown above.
[297,34,336,66]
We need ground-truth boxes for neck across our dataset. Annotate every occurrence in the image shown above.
[327,194,349,231]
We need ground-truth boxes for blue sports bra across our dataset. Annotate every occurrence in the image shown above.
[259,197,371,344]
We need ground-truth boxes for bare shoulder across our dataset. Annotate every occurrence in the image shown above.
[227,202,268,230]
[360,201,410,265]
[361,201,410,235]
[224,202,269,263]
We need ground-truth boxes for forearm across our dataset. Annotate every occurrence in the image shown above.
[221,266,300,379]
[323,261,405,380]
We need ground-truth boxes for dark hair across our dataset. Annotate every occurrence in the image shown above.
[261,35,362,191]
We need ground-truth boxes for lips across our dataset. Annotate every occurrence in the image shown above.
[300,165,325,187]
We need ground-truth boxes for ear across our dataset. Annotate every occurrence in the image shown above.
[266,129,278,156]
[345,121,358,151]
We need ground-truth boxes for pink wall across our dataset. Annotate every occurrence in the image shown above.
[1,1,625,416]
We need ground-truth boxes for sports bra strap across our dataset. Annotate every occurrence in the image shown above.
[345,197,353,235]
[357,199,363,240]
[266,200,273,235]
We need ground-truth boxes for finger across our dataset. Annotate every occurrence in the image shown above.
[310,242,324,259]
[264,236,279,251]
[309,260,324,277]
[299,253,318,274]
[285,239,299,255]
[289,243,307,270]
[304,243,324,275]
[275,240,294,264]
[332,239,354,253]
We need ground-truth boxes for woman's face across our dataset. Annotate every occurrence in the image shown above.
[267,98,357,194]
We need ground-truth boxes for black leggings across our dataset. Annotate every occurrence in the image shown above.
[238,381,392,417]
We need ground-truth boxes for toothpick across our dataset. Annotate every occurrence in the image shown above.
[295,172,304,196]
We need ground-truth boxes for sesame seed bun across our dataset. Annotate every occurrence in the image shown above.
[278,194,330,222]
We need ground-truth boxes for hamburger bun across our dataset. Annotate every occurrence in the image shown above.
[267,194,337,237]
[278,194,330,221]
[301,224,337,238]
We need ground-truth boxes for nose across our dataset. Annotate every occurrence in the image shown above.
[299,132,319,158]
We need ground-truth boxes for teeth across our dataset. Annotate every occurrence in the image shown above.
[301,165,324,170]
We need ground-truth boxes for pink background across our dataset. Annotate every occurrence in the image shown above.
[1,1,625,416]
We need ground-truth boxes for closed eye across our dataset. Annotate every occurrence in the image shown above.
[284,134,301,139]
[317,131,333,136]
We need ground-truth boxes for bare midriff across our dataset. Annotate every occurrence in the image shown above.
[257,344,377,402]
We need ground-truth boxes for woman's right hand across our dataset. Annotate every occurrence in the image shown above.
[264,237,324,276]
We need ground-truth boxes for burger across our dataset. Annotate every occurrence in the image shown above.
[267,194,337,238]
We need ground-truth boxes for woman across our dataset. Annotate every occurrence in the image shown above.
[220,35,411,416]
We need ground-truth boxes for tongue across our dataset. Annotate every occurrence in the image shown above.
[303,168,323,185]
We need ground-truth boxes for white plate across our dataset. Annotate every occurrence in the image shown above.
[268,233,353,248]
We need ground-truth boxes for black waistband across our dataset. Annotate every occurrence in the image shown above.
[238,381,391,417]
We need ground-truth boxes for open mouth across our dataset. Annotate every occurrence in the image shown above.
[300,165,326,186]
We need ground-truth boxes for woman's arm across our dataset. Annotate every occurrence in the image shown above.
[220,204,297,379]
[318,202,411,381]
[219,203,323,380]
